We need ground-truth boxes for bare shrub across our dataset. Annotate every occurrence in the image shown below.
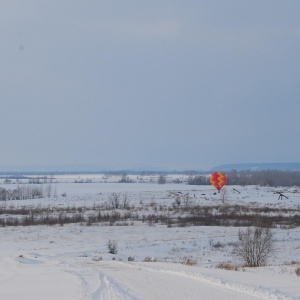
[285,260,300,265]
[107,240,118,254]
[174,195,181,206]
[128,256,135,261]
[119,174,134,183]
[182,256,197,266]
[143,256,157,262]
[45,184,52,197]
[234,227,274,267]
[157,174,166,184]
[122,195,130,208]
[183,194,190,208]
[295,267,300,277]
[109,193,120,209]
[217,263,237,271]
[220,187,228,204]
[212,241,225,249]
[92,256,103,261]
[172,178,182,184]
[143,256,152,262]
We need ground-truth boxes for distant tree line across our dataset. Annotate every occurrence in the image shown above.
[187,175,210,185]
[0,185,44,200]
[188,170,300,187]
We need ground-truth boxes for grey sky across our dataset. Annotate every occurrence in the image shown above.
[1,1,299,171]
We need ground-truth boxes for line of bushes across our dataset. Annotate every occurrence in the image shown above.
[0,205,299,228]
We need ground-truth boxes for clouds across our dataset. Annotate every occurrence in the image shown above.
[0,1,300,170]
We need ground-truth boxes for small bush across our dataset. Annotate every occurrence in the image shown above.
[182,256,197,266]
[128,256,135,261]
[93,256,103,261]
[143,256,157,262]
[295,267,300,277]
[157,175,166,184]
[234,227,274,267]
[107,240,118,254]
[217,263,237,271]
[212,242,225,249]
[143,256,152,262]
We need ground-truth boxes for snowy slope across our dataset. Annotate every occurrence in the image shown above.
[0,176,299,299]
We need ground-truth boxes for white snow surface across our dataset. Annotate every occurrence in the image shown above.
[0,175,299,299]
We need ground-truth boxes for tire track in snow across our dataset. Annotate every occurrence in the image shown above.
[57,258,138,300]
[93,261,266,300]
[92,272,138,300]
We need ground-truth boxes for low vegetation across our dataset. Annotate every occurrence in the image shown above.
[234,227,274,267]
[217,263,238,271]
[182,256,197,266]
[107,240,118,254]
[0,185,45,200]
[0,202,299,228]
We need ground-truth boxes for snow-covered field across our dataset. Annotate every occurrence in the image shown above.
[0,174,299,299]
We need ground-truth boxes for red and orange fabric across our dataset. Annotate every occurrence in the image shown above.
[210,172,227,192]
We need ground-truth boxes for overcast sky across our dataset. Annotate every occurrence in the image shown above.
[1,1,299,171]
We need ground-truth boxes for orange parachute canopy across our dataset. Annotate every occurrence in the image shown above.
[210,172,227,192]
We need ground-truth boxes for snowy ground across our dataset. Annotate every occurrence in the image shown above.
[0,174,299,299]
